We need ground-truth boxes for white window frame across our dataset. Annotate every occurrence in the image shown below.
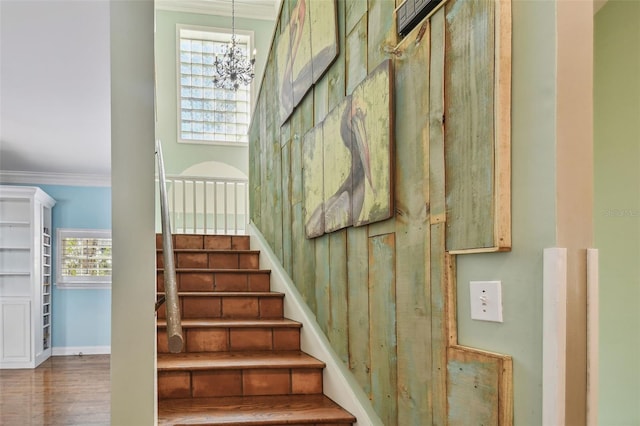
[56,228,112,290]
[176,24,255,147]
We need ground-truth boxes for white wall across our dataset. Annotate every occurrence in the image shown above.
[0,0,111,176]
[110,0,157,424]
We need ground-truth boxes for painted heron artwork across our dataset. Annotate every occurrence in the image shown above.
[277,0,339,125]
[303,60,393,238]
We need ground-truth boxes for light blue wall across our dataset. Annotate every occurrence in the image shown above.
[37,184,112,349]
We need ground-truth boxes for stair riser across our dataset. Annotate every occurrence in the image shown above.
[157,271,270,293]
[157,296,283,320]
[158,368,323,399]
[157,252,260,270]
[156,234,250,250]
[157,328,300,353]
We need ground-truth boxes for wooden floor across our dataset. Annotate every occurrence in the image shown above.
[0,355,110,426]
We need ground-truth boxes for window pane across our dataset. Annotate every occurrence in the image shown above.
[60,235,112,279]
[179,28,252,144]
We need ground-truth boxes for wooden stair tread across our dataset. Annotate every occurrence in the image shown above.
[157,319,301,328]
[158,292,284,298]
[158,394,356,425]
[157,351,325,371]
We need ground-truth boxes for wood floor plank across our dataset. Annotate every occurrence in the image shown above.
[0,355,110,426]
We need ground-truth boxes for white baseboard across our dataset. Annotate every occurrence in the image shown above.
[248,223,382,426]
[52,346,111,356]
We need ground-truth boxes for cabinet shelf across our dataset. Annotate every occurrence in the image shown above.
[0,271,31,276]
[0,221,30,226]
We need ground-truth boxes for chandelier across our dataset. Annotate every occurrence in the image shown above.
[212,0,256,91]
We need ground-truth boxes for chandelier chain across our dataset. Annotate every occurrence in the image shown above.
[212,0,255,91]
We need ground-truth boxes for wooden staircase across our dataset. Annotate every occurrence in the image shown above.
[156,234,356,426]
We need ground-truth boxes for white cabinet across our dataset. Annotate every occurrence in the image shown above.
[0,186,55,368]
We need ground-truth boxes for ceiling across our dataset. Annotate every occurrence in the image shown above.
[0,0,277,185]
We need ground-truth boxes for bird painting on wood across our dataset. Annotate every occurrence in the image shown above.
[303,125,325,238]
[351,60,393,227]
[303,60,393,238]
[277,0,339,125]
[304,95,374,236]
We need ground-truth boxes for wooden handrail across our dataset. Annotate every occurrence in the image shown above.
[155,139,183,353]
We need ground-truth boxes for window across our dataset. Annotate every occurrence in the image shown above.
[56,229,112,289]
[177,25,253,145]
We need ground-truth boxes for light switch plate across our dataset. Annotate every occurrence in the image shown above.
[470,281,503,322]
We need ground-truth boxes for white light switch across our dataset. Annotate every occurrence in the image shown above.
[470,281,503,322]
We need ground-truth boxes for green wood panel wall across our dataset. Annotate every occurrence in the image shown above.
[444,0,497,252]
[368,233,398,425]
[346,0,368,35]
[328,230,349,363]
[428,10,450,425]
[447,346,513,426]
[346,226,370,394]
[249,0,512,424]
[346,15,368,95]
[393,18,432,426]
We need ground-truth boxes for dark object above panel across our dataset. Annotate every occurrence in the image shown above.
[397,0,444,36]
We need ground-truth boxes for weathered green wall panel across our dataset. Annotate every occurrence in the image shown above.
[430,222,448,425]
[271,140,284,262]
[447,348,500,426]
[428,12,449,424]
[281,139,293,273]
[328,230,349,363]
[393,19,432,426]
[346,226,371,394]
[444,0,496,251]
[429,8,446,225]
[345,0,367,35]
[327,0,346,110]
[368,232,398,425]
[346,15,368,95]
[249,107,262,227]
[314,234,330,336]
[367,0,397,72]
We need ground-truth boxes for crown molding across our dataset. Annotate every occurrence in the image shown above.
[155,0,277,21]
[0,170,111,187]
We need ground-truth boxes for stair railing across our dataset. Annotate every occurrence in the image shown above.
[156,175,249,235]
[155,139,183,353]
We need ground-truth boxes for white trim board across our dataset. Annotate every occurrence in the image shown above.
[155,0,277,21]
[52,346,111,356]
[587,248,599,426]
[248,223,382,426]
[542,247,568,426]
[0,171,111,187]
